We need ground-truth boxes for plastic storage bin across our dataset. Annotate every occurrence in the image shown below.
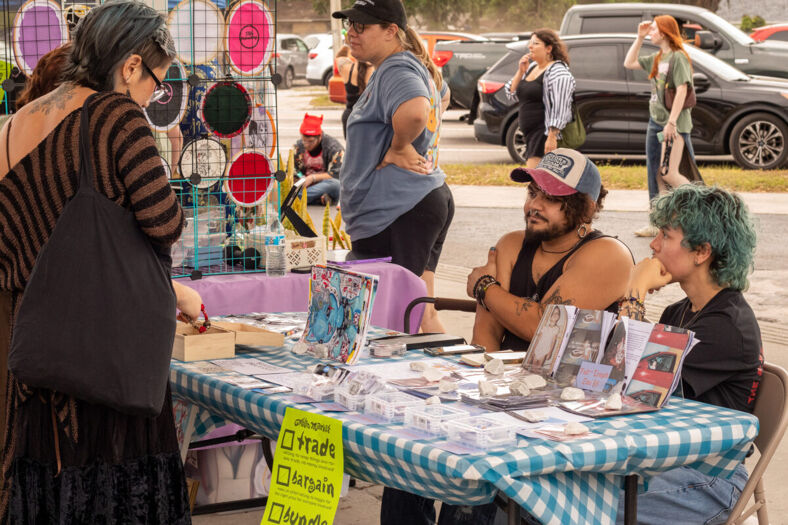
[365,391,425,422]
[291,375,336,401]
[334,383,369,411]
[444,415,518,449]
[403,404,469,436]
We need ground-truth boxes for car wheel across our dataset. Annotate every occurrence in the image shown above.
[282,67,294,89]
[729,112,788,170]
[505,121,527,164]
[322,69,332,87]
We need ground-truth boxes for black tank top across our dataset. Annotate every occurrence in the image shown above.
[500,230,629,350]
[516,68,546,133]
[345,63,361,109]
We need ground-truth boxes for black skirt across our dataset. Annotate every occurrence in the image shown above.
[524,125,548,160]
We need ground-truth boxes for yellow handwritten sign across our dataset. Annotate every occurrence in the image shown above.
[262,408,344,525]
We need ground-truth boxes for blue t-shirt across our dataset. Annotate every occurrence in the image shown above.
[340,51,447,240]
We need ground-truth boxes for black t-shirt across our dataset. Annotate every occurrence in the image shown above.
[660,288,763,414]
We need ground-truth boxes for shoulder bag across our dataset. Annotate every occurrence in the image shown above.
[664,53,696,111]
[558,98,586,150]
[8,94,177,416]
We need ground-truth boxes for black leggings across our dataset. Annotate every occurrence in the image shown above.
[349,183,454,276]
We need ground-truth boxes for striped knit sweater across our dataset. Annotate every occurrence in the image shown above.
[505,60,576,138]
[0,91,184,519]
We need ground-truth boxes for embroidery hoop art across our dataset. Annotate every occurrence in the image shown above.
[167,0,223,65]
[144,60,188,133]
[200,80,252,138]
[231,105,277,158]
[225,0,274,77]
[179,137,227,189]
[12,0,68,76]
[224,149,275,207]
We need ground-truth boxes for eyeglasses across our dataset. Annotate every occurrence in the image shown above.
[342,19,367,34]
[142,61,167,103]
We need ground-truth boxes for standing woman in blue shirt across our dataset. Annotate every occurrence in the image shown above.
[505,29,575,168]
[333,0,452,333]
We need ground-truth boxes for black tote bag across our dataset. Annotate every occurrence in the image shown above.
[8,94,177,417]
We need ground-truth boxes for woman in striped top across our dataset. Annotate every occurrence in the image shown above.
[505,29,576,169]
[0,2,198,522]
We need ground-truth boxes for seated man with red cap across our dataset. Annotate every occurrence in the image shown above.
[293,113,344,205]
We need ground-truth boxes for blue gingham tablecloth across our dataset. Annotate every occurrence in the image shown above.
[170,337,758,525]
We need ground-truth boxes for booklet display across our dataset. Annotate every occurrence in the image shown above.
[299,265,379,364]
[520,305,698,416]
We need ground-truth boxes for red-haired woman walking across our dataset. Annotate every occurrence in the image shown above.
[625,15,696,237]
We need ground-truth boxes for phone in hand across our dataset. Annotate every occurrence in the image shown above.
[657,131,665,143]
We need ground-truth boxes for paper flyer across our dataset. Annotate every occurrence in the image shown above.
[262,408,344,525]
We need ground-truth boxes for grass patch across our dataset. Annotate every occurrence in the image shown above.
[443,163,788,192]
[309,94,343,108]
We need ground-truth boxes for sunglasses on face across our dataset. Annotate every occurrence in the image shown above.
[342,19,367,34]
[142,61,167,103]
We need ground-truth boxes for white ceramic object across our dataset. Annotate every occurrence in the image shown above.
[560,387,585,401]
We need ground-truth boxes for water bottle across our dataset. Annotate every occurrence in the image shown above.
[264,213,287,277]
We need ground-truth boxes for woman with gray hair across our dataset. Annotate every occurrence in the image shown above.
[0,1,195,522]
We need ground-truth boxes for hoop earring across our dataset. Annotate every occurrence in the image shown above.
[577,224,588,239]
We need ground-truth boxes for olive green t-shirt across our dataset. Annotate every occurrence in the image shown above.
[638,51,693,133]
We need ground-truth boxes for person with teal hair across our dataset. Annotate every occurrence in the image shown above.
[617,184,763,524]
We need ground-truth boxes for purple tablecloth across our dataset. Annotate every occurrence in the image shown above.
[180,262,427,333]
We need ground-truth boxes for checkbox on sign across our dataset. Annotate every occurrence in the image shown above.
[276,465,291,487]
[281,429,295,450]
[267,502,284,523]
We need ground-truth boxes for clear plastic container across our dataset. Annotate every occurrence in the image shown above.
[334,383,368,411]
[403,404,469,435]
[291,375,335,401]
[264,215,286,277]
[444,415,518,450]
[364,391,425,422]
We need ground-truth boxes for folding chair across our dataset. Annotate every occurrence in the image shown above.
[726,362,788,525]
[403,296,477,334]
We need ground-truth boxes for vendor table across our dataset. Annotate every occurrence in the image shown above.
[171,337,758,525]
[179,262,427,333]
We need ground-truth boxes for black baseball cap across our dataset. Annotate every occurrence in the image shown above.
[332,0,408,31]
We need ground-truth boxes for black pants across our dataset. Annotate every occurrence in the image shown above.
[349,183,454,276]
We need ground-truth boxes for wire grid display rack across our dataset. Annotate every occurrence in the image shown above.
[1,0,286,280]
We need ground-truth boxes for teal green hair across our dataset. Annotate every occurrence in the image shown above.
[649,185,757,290]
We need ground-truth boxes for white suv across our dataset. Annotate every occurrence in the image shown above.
[305,33,334,87]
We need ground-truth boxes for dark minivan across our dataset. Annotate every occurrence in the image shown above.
[474,34,788,170]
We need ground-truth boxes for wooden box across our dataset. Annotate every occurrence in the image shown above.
[212,321,285,347]
[172,324,235,362]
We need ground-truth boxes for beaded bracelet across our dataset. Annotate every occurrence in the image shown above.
[473,274,500,310]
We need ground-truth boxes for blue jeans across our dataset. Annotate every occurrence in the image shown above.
[646,119,695,203]
[305,178,340,205]
[615,463,749,525]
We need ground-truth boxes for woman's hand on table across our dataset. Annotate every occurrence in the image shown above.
[377,144,431,174]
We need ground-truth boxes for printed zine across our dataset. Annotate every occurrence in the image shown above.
[299,265,379,364]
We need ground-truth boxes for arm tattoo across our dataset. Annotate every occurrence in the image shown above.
[541,286,575,308]
[514,298,535,317]
[26,83,77,116]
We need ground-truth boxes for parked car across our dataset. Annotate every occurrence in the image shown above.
[433,35,524,122]
[328,31,484,105]
[274,33,309,89]
[560,3,788,79]
[750,24,788,43]
[305,33,334,87]
[474,35,788,170]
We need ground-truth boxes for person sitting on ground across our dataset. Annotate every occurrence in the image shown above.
[293,113,344,205]
[468,148,634,353]
[616,184,762,525]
